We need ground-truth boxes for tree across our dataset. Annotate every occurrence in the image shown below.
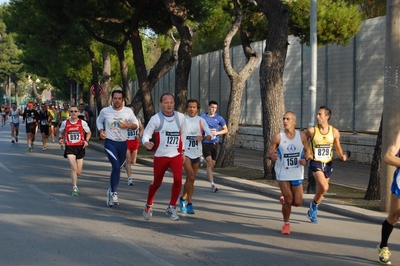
[164,0,192,113]
[215,0,258,167]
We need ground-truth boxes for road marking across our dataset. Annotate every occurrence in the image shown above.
[114,234,174,266]
[0,163,13,173]
[29,185,64,204]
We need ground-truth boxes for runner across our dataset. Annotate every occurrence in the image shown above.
[59,105,91,196]
[9,103,22,143]
[96,89,139,207]
[59,102,70,150]
[38,103,53,151]
[22,102,39,152]
[267,111,311,235]
[179,99,212,215]
[125,104,144,186]
[305,106,347,223]
[142,92,186,221]
[48,104,59,143]
[1,103,6,127]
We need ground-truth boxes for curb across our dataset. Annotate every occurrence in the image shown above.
[89,142,388,225]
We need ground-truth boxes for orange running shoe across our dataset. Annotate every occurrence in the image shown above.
[281,223,290,235]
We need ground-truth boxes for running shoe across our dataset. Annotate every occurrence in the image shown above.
[166,206,179,221]
[11,138,15,143]
[179,197,187,213]
[143,205,153,220]
[187,204,195,214]
[106,188,114,207]
[112,192,119,205]
[211,185,219,193]
[128,177,134,186]
[61,144,64,150]
[15,137,18,142]
[281,223,290,235]
[306,201,318,223]
[377,245,391,264]
[42,146,47,151]
[279,196,285,205]
[28,146,33,152]
[72,186,79,196]
[200,156,205,167]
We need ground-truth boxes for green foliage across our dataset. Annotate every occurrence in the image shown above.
[288,0,363,46]
[345,0,385,18]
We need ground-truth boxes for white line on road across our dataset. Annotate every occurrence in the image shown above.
[29,185,64,204]
[114,234,175,266]
[0,163,13,173]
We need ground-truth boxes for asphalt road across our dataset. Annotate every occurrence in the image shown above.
[0,123,398,265]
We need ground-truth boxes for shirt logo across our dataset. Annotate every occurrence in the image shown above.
[287,144,296,152]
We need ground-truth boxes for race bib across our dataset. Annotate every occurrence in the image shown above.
[41,120,48,126]
[283,153,300,169]
[186,136,199,150]
[127,129,138,139]
[26,117,34,123]
[162,131,180,148]
[314,145,331,160]
[68,131,82,144]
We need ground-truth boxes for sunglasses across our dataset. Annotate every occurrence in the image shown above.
[70,110,78,113]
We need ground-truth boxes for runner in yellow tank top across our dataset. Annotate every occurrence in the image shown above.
[305,106,347,223]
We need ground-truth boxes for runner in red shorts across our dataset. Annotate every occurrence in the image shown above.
[125,105,144,186]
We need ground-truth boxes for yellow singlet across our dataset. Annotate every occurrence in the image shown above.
[310,125,334,163]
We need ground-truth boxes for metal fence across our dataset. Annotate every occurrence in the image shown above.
[131,16,385,133]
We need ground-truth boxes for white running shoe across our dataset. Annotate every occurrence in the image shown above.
[112,192,119,205]
[143,206,153,220]
[72,186,79,196]
[106,188,114,207]
[128,177,134,186]
[166,206,179,221]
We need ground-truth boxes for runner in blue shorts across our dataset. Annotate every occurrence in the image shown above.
[267,111,311,235]
[376,130,400,264]
[305,106,347,224]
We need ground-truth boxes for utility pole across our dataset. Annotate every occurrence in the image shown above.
[307,0,318,194]
[381,0,400,211]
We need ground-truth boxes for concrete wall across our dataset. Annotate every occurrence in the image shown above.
[235,126,376,165]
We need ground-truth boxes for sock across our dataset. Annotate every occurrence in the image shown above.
[169,205,175,209]
[210,182,215,187]
[187,203,192,206]
[380,219,394,248]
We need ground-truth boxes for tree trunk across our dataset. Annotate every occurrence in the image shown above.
[32,81,42,104]
[130,30,178,124]
[88,47,99,115]
[100,49,111,110]
[216,0,258,168]
[116,46,131,103]
[255,0,289,179]
[364,115,382,200]
[130,27,155,124]
[163,0,191,113]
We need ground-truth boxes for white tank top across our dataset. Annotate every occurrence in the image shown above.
[274,130,305,181]
[184,115,205,159]
[11,109,20,123]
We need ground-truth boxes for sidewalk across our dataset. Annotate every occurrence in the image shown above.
[89,143,388,225]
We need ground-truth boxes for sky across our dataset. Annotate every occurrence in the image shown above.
[0,0,8,4]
